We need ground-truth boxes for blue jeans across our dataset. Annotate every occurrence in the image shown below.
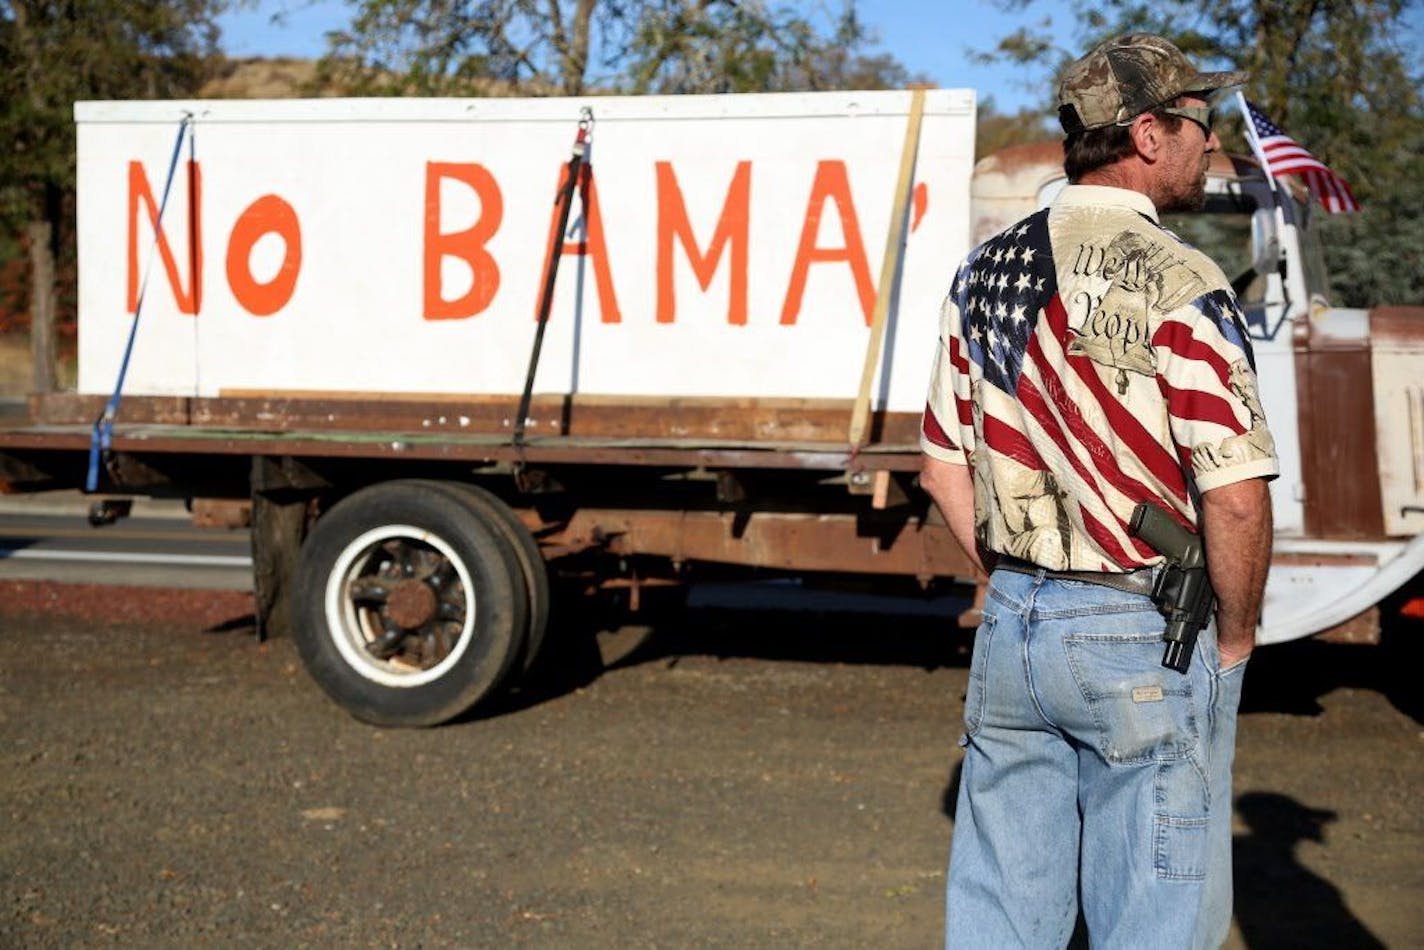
[945,568,1247,949]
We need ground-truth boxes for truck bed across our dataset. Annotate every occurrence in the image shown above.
[0,391,969,597]
[0,392,926,475]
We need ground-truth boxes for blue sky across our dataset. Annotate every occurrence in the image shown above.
[216,0,1071,113]
[218,1,1424,114]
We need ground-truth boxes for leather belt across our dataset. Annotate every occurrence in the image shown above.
[996,555,1156,597]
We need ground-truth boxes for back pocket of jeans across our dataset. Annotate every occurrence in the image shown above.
[962,613,997,738]
[1063,631,1197,764]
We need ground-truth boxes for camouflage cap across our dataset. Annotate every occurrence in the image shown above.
[1057,34,1247,133]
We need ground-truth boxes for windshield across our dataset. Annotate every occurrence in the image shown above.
[1292,193,1333,302]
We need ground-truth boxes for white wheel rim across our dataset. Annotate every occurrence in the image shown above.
[323,524,477,688]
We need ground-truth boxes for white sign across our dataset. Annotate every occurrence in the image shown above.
[75,91,976,410]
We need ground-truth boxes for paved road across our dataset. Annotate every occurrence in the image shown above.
[0,491,253,590]
[2,580,1421,947]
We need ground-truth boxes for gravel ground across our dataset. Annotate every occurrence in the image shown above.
[1,582,1421,948]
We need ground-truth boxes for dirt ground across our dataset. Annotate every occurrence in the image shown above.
[1,582,1421,948]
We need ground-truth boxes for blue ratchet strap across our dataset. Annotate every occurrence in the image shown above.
[87,114,194,492]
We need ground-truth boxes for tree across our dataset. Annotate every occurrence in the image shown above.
[971,0,1424,307]
[620,1,917,94]
[316,0,917,97]
[1317,120,1424,306]
[975,98,1055,162]
[0,1,225,390]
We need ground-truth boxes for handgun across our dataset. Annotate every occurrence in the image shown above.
[1129,502,1215,674]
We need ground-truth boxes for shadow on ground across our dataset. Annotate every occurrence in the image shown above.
[1233,791,1387,949]
[493,581,1424,728]
[182,570,1424,735]
[475,579,978,721]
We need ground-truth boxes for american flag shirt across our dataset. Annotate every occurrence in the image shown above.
[921,185,1278,571]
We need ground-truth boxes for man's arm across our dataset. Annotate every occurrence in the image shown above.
[920,455,986,576]
[1198,477,1272,668]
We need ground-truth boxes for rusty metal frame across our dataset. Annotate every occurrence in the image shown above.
[524,508,975,580]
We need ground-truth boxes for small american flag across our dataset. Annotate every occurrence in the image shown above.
[1243,100,1360,213]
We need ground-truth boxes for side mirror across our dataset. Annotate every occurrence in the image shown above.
[1250,208,1280,276]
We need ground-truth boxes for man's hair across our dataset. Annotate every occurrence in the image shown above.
[1063,108,1184,182]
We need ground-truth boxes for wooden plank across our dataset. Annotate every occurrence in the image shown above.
[0,424,926,472]
[27,393,925,445]
[849,88,927,451]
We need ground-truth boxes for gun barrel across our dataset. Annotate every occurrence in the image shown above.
[1162,635,1194,673]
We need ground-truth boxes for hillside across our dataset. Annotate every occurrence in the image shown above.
[200,56,319,99]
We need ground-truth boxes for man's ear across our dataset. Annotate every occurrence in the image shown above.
[1130,114,1163,163]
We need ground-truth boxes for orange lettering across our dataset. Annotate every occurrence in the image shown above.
[226,195,302,317]
[423,162,503,320]
[536,164,621,323]
[779,160,875,326]
[127,160,202,315]
[655,161,750,325]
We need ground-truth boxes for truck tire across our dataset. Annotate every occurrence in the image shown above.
[411,480,552,676]
[291,481,528,727]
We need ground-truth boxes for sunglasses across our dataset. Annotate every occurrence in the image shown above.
[1159,105,1215,137]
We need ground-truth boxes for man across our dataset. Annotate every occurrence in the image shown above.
[920,34,1276,949]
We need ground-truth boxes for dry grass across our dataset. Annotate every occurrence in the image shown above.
[199,54,551,99]
[0,333,31,395]
[0,332,76,396]
[201,57,319,99]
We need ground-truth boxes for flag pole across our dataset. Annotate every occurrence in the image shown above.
[1233,91,1281,193]
[1233,89,1295,256]
[1233,90,1299,328]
